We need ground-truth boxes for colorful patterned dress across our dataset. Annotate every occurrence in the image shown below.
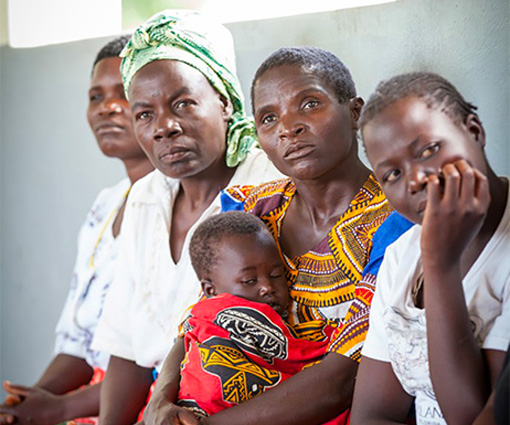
[221,174,393,362]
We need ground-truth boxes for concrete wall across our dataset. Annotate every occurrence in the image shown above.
[1,0,509,394]
[0,38,127,389]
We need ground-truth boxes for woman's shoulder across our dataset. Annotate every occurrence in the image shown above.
[92,177,130,206]
[221,178,293,216]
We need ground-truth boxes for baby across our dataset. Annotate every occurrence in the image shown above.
[176,211,339,422]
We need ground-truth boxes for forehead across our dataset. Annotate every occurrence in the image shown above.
[215,232,274,257]
[364,96,457,144]
[129,60,215,100]
[364,97,465,165]
[90,57,123,88]
[253,64,335,110]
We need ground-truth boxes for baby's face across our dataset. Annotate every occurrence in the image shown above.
[206,232,289,318]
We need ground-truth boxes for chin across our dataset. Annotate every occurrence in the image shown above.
[98,142,122,158]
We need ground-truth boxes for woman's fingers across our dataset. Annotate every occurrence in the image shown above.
[0,413,16,425]
[2,381,31,397]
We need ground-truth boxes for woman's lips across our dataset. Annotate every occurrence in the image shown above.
[95,122,125,134]
[158,146,191,162]
[284,143,314,160]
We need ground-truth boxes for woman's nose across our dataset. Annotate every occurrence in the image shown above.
[278,115,306,140]
[153,116,182,141]
[99,99,122,116]
[408,168,428,194]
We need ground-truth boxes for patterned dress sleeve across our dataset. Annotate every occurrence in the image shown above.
[326,212,415,361]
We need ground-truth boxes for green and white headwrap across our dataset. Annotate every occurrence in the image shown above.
[120,9,256,167]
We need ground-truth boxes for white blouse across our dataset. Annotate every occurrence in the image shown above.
[363,182,510,425]
[55,178,130,370]
[93,150,282,370]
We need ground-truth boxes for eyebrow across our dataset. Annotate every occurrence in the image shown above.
[130,86,193,110]
[89,83,125,93]
[374,136,422,170]
[254,86,327,117]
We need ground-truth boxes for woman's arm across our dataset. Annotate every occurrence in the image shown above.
[421,162,494,423]
[350,357,413,425]
[199,352,356,425]
[0,381,101,425]
[99,356,154,425]
[36,354,94,394]
[0,354,95,425]
[143,338,199,425]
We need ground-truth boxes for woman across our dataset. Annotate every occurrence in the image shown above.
[351,72,509,425]
[90,11,281,425]
[0,36,154,425]
[144,47,397,425]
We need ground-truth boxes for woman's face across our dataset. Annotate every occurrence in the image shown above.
[129,60,233,179]
[363,96,487,224]
[252,64,361,181]
[87,57,143,160]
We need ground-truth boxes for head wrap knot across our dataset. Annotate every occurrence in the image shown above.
[120,10,256,167]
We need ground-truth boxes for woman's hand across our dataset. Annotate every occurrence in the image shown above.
[0,383,22,425]
[420,159,490,268]
[143,395,200,425]
[0,382,66,425]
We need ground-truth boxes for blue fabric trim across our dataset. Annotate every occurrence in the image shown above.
[220,190,245,212]
[362,212,415,277]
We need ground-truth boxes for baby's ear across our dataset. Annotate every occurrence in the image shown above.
[201,279,216,298]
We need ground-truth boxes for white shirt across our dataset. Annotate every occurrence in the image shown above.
[363,183,510,425]
[92,150,282,370]
[55,178,130,370]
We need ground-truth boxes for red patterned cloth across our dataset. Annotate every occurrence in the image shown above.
[178,293,348,424]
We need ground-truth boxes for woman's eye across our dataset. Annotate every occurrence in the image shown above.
[303,100,319,109]
[419,142,440,159]
[384,169,401,183]
[89,93,102,102]
[175,100,193,109]
[136,111,151,121]
[261,114,276,125]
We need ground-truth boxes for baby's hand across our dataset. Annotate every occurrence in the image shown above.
[420,159,490,268]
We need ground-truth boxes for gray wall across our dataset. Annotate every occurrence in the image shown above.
[0,38,127,389]
[1,0,509,394]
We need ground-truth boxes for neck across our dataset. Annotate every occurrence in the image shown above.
[292,157,371,222]
[122,156,155,185]
[179,157,237,209]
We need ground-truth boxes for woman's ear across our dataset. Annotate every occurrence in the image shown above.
[219,95,234,123]
[350,97,365,130]
[201,279,216,298]
[464,113,486,149]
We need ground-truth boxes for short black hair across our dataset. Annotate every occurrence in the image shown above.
[360,72,478,132]
[251,46,357,113]
[189,211,270,280]
[92,34,131,70]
